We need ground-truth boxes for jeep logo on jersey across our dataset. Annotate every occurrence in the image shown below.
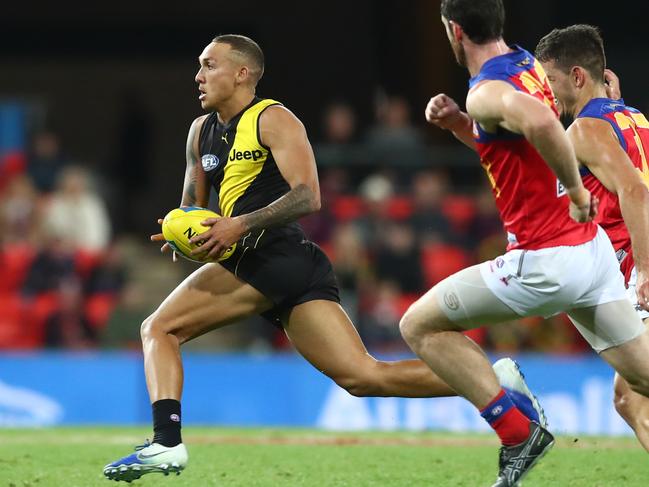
[201,154,220,171]
[229,149,264,162]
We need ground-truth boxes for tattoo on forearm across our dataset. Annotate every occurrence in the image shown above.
[181,120,200,206]
[182,168,197,206]
[241,184,317,231]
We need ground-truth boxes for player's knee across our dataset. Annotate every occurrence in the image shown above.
[614,388,633,421]
[399,310,419,345]
[140,314,166,341]
[332,363,383,397]
[335,375,381,397]
[399,307,437,347]
[140,315,153,340]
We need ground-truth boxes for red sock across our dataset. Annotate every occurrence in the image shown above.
[480,389,532,446]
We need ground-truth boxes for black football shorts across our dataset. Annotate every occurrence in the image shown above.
[219,225,340,324]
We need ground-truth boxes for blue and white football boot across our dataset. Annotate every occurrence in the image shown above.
[493,357,548,428]
[103,440,188,482]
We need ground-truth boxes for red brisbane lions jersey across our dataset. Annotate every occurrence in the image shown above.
[469,46,597,251]
[577,97,649,282]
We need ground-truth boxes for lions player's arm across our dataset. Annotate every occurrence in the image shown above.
[568,118,649,309]
[467,80,593,220]
[424,94,476,150]
[151,115,210,259]
[604,69,622,100]
[189,106,320,259]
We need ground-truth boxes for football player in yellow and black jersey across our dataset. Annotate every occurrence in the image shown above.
[103,34,541,482]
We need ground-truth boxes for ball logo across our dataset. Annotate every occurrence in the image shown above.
[201,154,220,171]
[491,405,503,416]
[170,414,180,422]
[496,257,505,268]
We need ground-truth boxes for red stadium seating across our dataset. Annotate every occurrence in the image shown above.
[0,151,26,191]
[442,195,477,233]
[421,243,471,287]
[0,243,36,292]
[0,293,28,348]
[85,293,117,330]
[386,196,413,220]
[74,249,105,279]
[331,195,366,221]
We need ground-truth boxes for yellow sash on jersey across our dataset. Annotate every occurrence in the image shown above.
[219,99,281,217]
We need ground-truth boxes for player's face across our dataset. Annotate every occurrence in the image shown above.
[442,16,466,67]
[195,43,242,110]
[541,60,579,118]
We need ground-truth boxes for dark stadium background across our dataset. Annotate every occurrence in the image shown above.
[2,0,648,221]
[1,0,648,347]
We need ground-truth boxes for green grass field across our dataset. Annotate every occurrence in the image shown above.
[1,427,648,486]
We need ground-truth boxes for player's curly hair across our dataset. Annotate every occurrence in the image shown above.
[535,25,606,82]
[440,0,505,44]
[213,34,265,84]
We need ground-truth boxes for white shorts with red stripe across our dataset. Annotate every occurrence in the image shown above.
[626,266,649,321]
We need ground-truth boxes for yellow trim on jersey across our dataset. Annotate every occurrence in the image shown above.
[219,99,281,217]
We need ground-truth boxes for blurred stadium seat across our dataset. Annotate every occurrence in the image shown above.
[421,243,471,287]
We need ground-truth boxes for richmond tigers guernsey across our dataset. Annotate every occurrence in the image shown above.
[577,97,649,283]
[197,97,340,317]
[198,96,303,242]
[469,46,597,251]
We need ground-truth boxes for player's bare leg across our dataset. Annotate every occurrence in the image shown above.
[568,304,649,398]
[614,373,649,452]
[141,263,273,401]
[568,304,649,451]
[398,275,516,408]
[283,297,545,426]
[399,265,554,487]
[283,300,456,398]
[612,317,649,452]
[104,263,273,482]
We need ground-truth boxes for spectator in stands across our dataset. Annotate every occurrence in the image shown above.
[330,222,371,292]
[42,166,111,252]
[27,130,68,193]
[323,101,357,144]
[0,174,41,245]
[358,280,409,353]
[22,235,76,296]
[44,278,97,349]
[374,222,424,293]
[409,170,453,245]
[84,243,126,296]
[364,94,428,166]
[470,184,506,260]
[354,172,395,250]
[328,222,372,323]
[314,101,359,167]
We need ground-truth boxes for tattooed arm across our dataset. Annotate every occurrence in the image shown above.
[238,106,320,232]
[150,115,210,259]
[180,115,210,207]
[190,106,321,258]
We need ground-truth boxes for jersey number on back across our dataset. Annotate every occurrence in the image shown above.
[614,112,649,189]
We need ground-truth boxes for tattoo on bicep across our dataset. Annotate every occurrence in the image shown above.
[241,184,316,231]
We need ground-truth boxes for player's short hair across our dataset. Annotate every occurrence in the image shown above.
[535,25,606,82]
[440,0,505,44]
[213,34,265,84]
